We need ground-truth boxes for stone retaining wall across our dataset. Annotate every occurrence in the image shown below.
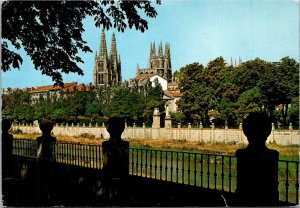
[12,123,299,146]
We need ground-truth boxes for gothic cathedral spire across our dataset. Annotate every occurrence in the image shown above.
[93,31,122,87]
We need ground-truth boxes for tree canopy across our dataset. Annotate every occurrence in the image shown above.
[178,56,299,127]
[2,0,160,85]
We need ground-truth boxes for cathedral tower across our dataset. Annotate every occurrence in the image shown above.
[93,31,121,87]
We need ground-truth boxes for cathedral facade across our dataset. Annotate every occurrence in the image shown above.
[136,42,172,82]
[93,31,121,87]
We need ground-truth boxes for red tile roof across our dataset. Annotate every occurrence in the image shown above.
[164,89,183,98]
[28,82,77,93]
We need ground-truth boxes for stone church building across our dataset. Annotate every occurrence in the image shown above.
[136,42,172,82]
[93,31,122,87]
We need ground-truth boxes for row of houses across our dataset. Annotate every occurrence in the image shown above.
[4,75,182,113]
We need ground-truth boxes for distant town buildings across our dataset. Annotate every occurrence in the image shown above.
[27,82,91,103]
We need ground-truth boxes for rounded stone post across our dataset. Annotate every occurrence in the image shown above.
[89,123,92,128]
[177,122,181,129]
[211,122,215,129]
[71,123,74,127]
[95,123,98,128]
[83,123,85,128]
[199,122,203,129]
[77,123,80,128]
[143,123,145,128]
[289,123,293,130]
[188,123,191,129]
[152,108,160,128]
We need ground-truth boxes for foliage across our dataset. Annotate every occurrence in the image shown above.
[2,0,160,85]
[177,57,299,126]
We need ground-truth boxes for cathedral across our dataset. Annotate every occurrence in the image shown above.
[93,31,121,87]
[136,42,172,82]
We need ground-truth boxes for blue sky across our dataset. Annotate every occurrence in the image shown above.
[2,0,299,88]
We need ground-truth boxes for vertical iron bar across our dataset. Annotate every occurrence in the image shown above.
[150,150,152,178]
[140,149,143,176]
[188,153,191,185]
[171,152,173,182]
[131,148,134,175]
[214,155,217,190]
[155,150,157,179]
[200,154,203,188]
[194,153,197,186]
[67,143,69,165]
[145,149,148,178]
[160,151,163,180]
[176,152,179,183]
[285,161,289,203]
[296,161,299,205]
[165,151,168,181]
[136,149,139,176]
[221,156,224,191]
[182,152,184,184]
[207,154,210,188]
[96,145,99,169]
[100,146,102,169]
[229,157,232,192]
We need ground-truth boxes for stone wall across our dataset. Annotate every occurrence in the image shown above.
[12,123,299,146]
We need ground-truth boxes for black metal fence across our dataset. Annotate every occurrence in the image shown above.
[12,139,299,204]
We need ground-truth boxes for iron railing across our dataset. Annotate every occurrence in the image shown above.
[12,139,299,205]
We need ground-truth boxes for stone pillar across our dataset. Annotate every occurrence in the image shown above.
[89,123,92,128]
[95,123,98,128]
[289,123,293,144]
[66,123,68,128]
[142,123,145,128]
[235,113,279,206]
[83,123,85,128]
[164,113,172,129]
[239,123,243,143]
[102,124,129,205]
[152,108,160,129]
[71,123,74,127]
[211,122,215,143]
[77,123,80,128]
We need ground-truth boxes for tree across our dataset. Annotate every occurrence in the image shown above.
[2,0,160,85]
[259,57,299,125]
[178,63,217,124]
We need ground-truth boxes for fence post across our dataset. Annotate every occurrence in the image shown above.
[224,122,228,143]
[177,122,181,140]
[289,123,293,145]
[199,122,203,143]
[239,123,243,143]
[236,113,279,206]
[210,122,215,143]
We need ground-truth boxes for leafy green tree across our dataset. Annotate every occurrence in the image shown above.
[259,57,299,124]
[3,1,160,85]
[287,97,299,126]
[204,56,227,90]
[178,63,217,124]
